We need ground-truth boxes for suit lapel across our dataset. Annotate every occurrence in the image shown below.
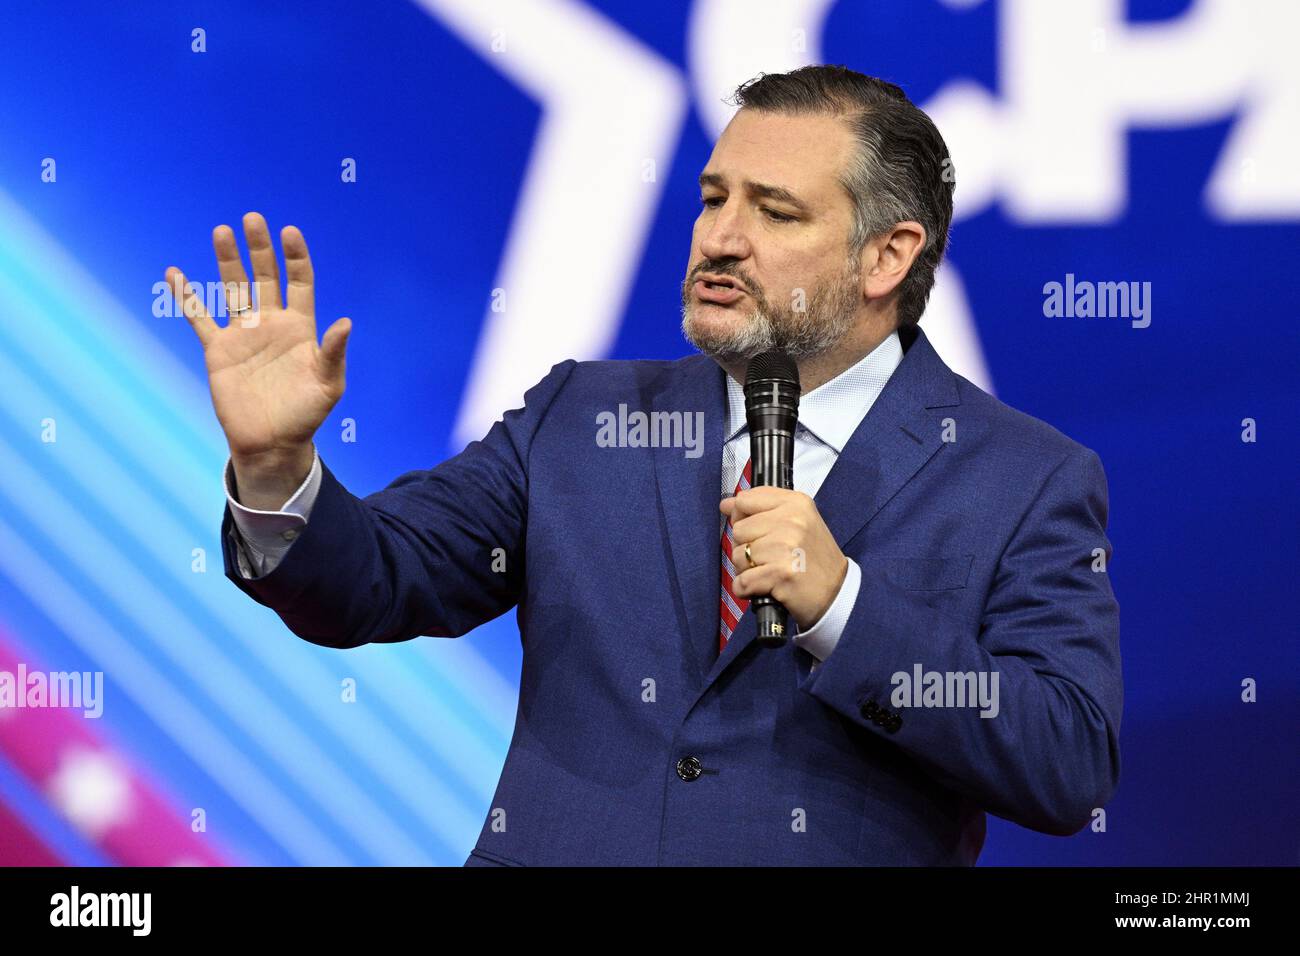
[813,324,962,554]
[649,355,728,686]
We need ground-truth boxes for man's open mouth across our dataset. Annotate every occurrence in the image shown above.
[695,273,746,304]
[698,273,740,290]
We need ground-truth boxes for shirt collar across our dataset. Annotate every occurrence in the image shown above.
[724,329,904,452]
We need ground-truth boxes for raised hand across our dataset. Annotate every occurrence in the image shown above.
[166,212,351,506]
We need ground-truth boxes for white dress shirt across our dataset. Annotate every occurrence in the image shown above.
[226,330,905,663]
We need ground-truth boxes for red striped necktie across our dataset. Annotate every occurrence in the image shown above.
[718,458,753,653]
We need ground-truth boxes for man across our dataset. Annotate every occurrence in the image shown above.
[167,65,1121,865]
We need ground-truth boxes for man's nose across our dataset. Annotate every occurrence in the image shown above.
[699,202,752,262]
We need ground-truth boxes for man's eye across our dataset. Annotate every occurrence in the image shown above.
[700,197,794,221]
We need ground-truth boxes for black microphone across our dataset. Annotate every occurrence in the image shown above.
[743,349,801,647]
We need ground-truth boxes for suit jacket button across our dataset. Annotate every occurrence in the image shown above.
[676,756,703,782]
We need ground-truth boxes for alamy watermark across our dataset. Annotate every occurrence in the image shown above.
[1042,273,1151,328]
[891,664,1000,718]
[152,279,259,326]
[596,404,705,459]
[50,886,150,936]
[0,665,103,718]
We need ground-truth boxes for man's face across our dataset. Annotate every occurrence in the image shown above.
[681,109,863,363]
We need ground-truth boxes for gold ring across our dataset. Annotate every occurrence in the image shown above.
[744,542,756,568]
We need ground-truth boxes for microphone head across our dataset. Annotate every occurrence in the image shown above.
[745,349,800,390]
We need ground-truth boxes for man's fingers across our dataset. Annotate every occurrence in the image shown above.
[733,562,783,599]
[319,316,351,387]
[166,267,217,346]
[733,530,798,574]
[722,485,789,520]
[211,224,253,315]
[281,225,315,318]
[242,211,283,311]
[729,510,780,548]
[733,536,765,575]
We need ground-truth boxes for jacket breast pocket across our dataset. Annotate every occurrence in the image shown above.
[879,554,973,591]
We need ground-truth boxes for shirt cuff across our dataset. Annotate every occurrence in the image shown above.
[793,558,861,670]
[224,447,322,576]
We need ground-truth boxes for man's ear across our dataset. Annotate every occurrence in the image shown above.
[861,221,926,301]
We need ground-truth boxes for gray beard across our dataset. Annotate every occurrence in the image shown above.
[680,263,861,363]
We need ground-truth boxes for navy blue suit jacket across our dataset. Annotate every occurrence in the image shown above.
[221,323,1122,865]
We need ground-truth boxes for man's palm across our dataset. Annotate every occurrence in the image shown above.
[165,212,351,461]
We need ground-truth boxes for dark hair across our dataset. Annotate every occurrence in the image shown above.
[729,65,955,327]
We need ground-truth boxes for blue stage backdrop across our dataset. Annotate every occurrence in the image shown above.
[0,0,1295,865]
